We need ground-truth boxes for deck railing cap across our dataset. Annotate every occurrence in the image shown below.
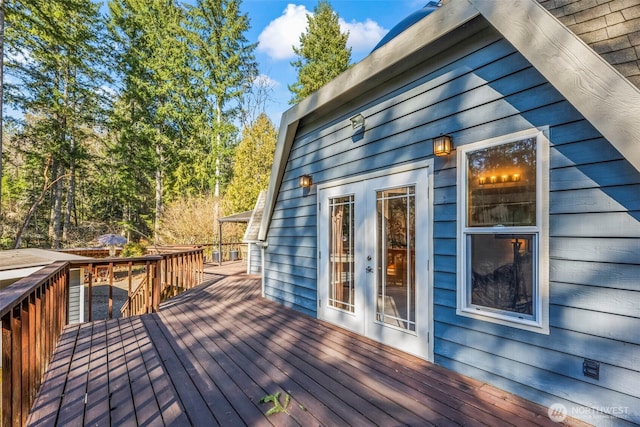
[0,261,69,318]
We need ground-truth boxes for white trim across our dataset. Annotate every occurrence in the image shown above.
[456,128,549,334]
[318,161,434,361]
[316,159,432,192]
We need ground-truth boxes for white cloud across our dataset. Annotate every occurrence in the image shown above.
[257,4,309,60]
[257,4,388,60]
[254,74,279,89]
[340,18,388,53]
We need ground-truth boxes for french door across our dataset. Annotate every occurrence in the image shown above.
[318,167,430,359]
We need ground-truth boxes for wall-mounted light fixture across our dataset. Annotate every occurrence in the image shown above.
[299,174,312,188]
[349,113,365,130]
[433,134,453,156]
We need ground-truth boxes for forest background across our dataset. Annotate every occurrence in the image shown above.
[0,0,353,251]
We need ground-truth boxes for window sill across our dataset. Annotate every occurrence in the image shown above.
[457,307,549,334]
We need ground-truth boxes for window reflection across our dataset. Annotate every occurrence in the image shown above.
[469,234,535,316]
[467,138,536,227]
[376,186,416,331]
[329,196,355,312]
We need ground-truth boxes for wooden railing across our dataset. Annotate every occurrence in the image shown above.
[0,263,69,427]
[119,249,204,316]
[0,247,204,426]
[196,242,247,263]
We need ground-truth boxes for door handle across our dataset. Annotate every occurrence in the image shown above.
[366,266,373,273]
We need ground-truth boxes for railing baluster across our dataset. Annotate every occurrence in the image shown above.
[12,306,22,427]
[87,263,93,322]
[2,314,12,426]
[108,262,114,319]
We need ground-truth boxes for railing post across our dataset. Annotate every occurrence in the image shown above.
[35,287,42,394]
[21,298,30,425]
[127,262,133,317]
[153,260,162,312]
[2,314,12,427]
[145,261,151,314]
[12,306,22,426]
[87,263,93,322]
[108,262,114,319]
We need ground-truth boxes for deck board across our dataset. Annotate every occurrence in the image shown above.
[27,262,591,427]
[83,320,110,426]
[129,316,190,426]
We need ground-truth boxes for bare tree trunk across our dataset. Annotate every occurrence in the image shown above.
[63,156,75,242]
[49,161,64,248]
[0,0,4,232]
[213,104,222,250]
[63,64,77,243]
[15,171,68,249]
[154,143,163,244]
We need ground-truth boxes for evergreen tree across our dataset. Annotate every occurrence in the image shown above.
[185,0,257,206]
[223,113,276,214]
[289,0,351,104]
[4,0,110,248]
[108,0,193,241]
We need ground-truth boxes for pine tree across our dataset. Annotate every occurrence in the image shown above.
[108,0,193,241]
[185,0,257,207]
[5,0,110,248]
[289,0,351,104]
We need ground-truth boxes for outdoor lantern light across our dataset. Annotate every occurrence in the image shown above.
[299,174,312,188]
[349,113,365,130]
[433,135,453,156]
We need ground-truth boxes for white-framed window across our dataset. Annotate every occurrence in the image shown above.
[457,129,549,333]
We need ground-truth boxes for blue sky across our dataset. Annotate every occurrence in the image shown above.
[239,0,431,125]
[5,1,429,126]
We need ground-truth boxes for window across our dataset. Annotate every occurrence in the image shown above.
[457,129,549,332]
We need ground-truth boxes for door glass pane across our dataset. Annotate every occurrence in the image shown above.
[467,138,537,227]
[376,186,416,331]
[329,195,355,312]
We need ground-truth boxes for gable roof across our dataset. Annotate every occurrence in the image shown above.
[243,190,266,243]
[259,0,640,241]
[218,210,253,223]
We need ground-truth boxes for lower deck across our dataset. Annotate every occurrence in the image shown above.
[27,262,588,426]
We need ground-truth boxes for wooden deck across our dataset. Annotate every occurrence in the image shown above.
[27,262,589,426]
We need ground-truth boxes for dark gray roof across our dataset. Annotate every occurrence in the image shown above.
[218,210,253,223]
[371,2,440,52]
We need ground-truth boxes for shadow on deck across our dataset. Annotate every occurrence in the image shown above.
[27,262,589,426]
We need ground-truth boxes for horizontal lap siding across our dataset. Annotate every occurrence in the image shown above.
[248,244,261,274]
[431,72,640,427]
[265,24,640,425]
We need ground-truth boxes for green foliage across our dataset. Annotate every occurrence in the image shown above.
[0,0,262,248]
[184,0,258,199]
[223,113,276,214]
[4,0,111,247]
[259,391,291,416]
[120,241,147,257]
[289,0,352,104]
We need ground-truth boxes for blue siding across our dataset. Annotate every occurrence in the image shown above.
[264,24,640,425]
[248,243,261,275]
